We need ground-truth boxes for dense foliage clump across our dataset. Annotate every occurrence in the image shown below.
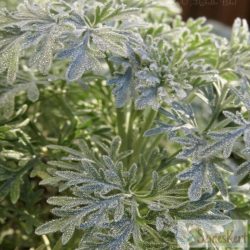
[0,0,249,249]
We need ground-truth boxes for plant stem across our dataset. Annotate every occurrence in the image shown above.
[116,108,127,150]
[126,103,139,166]
[127,103,136,150]
[145,134,162,155]
[143,224,162,242]
[204,105,221,132]
[132,109,157,163]
[42,235,51,250]
[138,149,183,188]
[157,149,182,172]
[204,84,229,132]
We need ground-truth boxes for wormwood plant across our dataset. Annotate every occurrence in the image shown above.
[0,0,250,249]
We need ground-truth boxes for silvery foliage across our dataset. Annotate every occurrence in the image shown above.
[0,0,184,113]
[1,0,250,249]
[0,0,217,110]
[0,69,48,118]
[109,17,220,109]
[133,17,220,110]
[35,137,233,249]
[145,19,250,201]
[0,0,145,116]
[0,0,142,80]
[146,82,250,201]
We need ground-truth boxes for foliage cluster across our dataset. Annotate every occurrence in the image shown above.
[0,0,249,249]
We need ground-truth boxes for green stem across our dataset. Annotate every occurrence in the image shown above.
[132,109,157,162]
[116,108,127,150]
[126,104,139,166]
[157,149,182,172]
[138,149,183,187]
[127,103,136,150]
[145,134,162,155]
[143,224,162,242]
[204,84,229,132]
[204,105,221,132]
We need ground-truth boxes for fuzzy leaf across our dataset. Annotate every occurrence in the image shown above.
[178,161,227,201]
[109,67,133,108]
[0,39,22,83]
[36,219,67,235]
[235,161,250,176]
[10,177,21,204]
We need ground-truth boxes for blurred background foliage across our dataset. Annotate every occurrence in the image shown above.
[0,77,116,249]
